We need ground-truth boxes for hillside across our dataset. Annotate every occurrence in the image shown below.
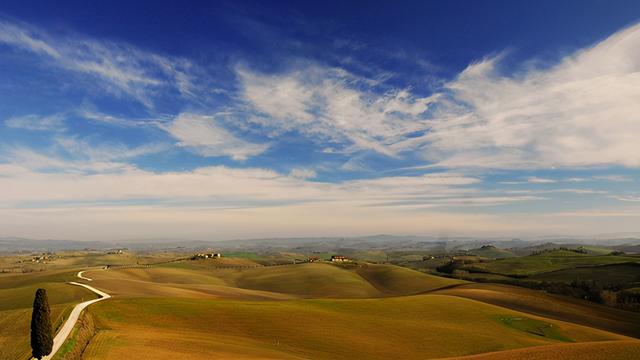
[355,263,466,295]
[444,340,640,360]
[0,270,97,359]
[529,263,640,287]
[86,262,465,299]
[466,251,639,276]
[467,245,516,259]
[83,294,630,360]
[434,283,640,338]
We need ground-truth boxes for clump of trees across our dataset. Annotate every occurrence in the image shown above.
[616,291,640,311]
[524,280,640,312]
[31,288,53,359]
[530,247,587,256]
[436,259,463,274]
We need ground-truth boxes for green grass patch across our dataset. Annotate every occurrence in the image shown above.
[54,326,79,359]
[495,315,573,342]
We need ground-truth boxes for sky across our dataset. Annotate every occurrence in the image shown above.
[0,0,639,241]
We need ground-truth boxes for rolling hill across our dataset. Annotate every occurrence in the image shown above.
[83,294,631,360]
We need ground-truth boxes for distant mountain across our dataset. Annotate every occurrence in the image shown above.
[1,234,638,253]
[0,238,108,252]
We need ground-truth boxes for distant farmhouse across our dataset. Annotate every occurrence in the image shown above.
[307,256,320,262]
[107,249,125,255]
[330,255,350,262]
[192,252,222,260]
[31,253,54,263]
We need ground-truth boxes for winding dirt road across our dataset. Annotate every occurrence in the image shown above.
[42,270,111,360]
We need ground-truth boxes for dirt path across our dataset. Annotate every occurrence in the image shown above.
[42,270,110,360]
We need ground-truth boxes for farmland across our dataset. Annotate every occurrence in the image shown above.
[0,247,639,359]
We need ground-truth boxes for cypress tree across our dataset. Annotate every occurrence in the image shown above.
[31,288,53,359]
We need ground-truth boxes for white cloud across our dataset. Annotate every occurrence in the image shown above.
[77,110,152,128]
[237,65,436,156]
[1,139,164,175]
[163,113,268,160]
[5,114,66,131]
[422,23,640,169]
[289,168,317,179]
[0,19,201,109]
[565,177,589,182]
[340,156,370,172]
[611,195,640,202]
[594,175,633,182]
[0,20,60,57]
[53,136,167,163]
[0,153,484,211]
[527,177,557,184]
[0,149,634,240]
[235,23,640,170]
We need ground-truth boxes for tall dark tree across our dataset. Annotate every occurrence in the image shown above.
[31,288,53,359]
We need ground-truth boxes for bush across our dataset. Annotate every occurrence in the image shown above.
[617,291,640,311]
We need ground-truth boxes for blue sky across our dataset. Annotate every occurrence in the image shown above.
[0,1,639,240]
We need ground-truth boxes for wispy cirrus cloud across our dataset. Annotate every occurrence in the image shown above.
[0,19,203,109]
[0,151,486,210]
[422,23,640,169]
[162,113,269,160]
[594,175,633,182]
[611,195,640,202]
[289,168,317,179]
[2,137,166,174]
[526,177,557,184]
[5,113,66,131]
[237,65,436,156]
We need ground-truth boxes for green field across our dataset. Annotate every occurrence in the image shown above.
[529,263,640,287]
[466,251,640,276]
[468,246,517,259]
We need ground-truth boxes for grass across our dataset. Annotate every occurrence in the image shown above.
[468,247,517,259]
[0,301,87,360]
[222,251,260,259]
[228,263,381,298]
[355,263,466,295]
[0,268,97,360]
[55,324,80,358]
[2,251,639,360]
[496,315,572,342]
[435,283,640,338]
[529,263,640,287]
[0,282,98,311]
[444,340,640,360]
[0,268,80,289]
[84,294,627,360]
[466,251,639,276]
[579,246,616,255]
[87,262,466,299]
